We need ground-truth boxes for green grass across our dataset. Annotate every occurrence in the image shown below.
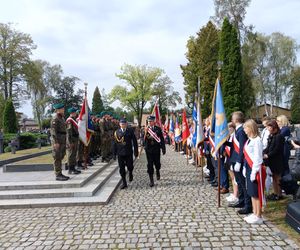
[264,196,300,246]
[15,153,67,164]
[0,146,52,161]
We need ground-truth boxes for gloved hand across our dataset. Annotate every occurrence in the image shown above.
[230,165,234,171]
[242,166,246,177]
[162,149,166,155]
[250,171,256,182]
[234,162,241,172]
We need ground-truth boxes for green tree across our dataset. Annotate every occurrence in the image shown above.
[290,66,300,123]
[151,75,182,116]
[2,99,18,133]
[0,94,4,129]
[0,23,36,106]
[51,76,84,112]
[110,64,163,127]
[181,21,220,118]
[92,86,104,114]
[212,0,252,41]
[220,18,244,118]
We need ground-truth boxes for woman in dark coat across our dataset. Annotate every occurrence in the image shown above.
[276,115,291,175]
[263,120,285,200]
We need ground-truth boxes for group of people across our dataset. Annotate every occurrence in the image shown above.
[50,104,166,188]
[178,111,295,224]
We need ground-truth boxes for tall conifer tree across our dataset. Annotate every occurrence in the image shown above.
[92,86,104,114]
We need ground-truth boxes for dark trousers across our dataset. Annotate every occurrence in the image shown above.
[220,158,229,189]
[145,148,161,176]
[118,154,134,178]
[234,170,252,210]
[206,154,215,181]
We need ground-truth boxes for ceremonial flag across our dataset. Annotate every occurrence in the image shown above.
[192,100,197,147]
[174,116,181,142]
[181,109,190,145]
[78,96,94,146]
[211,78,229,154]
[169,115,175,144]
[164,114,169,133]
[152,98,162,127]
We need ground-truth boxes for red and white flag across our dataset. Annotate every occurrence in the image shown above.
[78,97,93,146]
[181,109,190,145]
[152,98,162,128]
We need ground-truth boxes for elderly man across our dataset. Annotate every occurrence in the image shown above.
[113,118,138,189]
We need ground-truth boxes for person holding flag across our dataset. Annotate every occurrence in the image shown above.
[181,109,190,156]
[144,115,166,187]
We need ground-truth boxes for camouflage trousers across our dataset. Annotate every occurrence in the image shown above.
[52,143,66,176]
[67,139,78,167]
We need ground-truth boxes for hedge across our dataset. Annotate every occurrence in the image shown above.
[3,132,49,150]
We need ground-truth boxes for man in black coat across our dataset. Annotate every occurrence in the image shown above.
[113,118,138,189]
[144,115,166,187]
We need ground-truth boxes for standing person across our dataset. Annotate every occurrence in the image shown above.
[263,120,285,200]
[276,115,291,175]
[113,118,138,189]
[50,103,69,181]
[243,119,266,224]
[144,115,166,187]
[229,111,252,215]
[66,107,81,175]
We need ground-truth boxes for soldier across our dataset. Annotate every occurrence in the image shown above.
[113,118,138,189]
[144,115,166,187]
[50,103,69,181]
[66,107,81,175]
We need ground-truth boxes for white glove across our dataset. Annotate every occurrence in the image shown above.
[230,165,234,171]
[234,162,241,172]
[242,166,246,178]
[250,171,256,182]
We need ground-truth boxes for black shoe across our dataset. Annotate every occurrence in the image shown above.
[228,202,244,208]
[156,171,160,180]
[149,175,154,187]
[56,174,69,181]
[237,208,252,215]
[77,161,83,168]
[120,183,128,189]
[129,172,133,182]
[211,182,218,187]
[69,169,81,174]
[88,162,94,166]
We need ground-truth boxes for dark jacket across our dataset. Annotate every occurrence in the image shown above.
[230,125,248,164]
[113,127,138,157]
[144,126,166,153]
[280,126,291,169]
[263,133,285,175]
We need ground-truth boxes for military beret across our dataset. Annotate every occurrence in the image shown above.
[119,118,127,124]
[67,107,77,113]
[53,103,64,110]
[147,115,155,121]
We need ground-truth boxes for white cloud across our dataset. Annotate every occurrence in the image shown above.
[0,0,299,117]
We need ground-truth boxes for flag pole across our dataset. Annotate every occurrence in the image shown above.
[84,82,88,170]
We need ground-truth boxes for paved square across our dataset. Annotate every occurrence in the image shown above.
[0,147,299,249]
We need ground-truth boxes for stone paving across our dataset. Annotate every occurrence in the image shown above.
[0,146,299,250]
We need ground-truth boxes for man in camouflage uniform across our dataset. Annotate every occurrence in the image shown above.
[50,103,69,181]
[99,113,111,162]
[66,107,81,175]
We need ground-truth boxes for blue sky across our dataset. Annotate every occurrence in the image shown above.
[0,0,299,117]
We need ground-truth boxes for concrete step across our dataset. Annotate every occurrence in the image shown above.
[0,168,122,208]
[0,163,119,200]
[0,161,111,191]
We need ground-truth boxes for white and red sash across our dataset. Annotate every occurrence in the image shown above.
[233,133,240,154]
[66,117,78,128]
[243,140,266,208]
[147,127,161,143]
[225,134,233,157]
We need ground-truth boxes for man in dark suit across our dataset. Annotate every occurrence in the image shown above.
[113,118,138,189]
[144,115,166,187]
[229,111,252,215]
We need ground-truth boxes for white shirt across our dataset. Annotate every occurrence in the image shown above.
[261,127,270,150]
[244,136,263,174]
